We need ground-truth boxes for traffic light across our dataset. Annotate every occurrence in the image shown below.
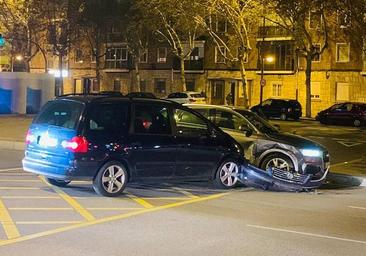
[0,34,5,47]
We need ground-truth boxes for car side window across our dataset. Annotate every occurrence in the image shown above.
[133,104,171,135]
[86,103,128,136]
[173,108,209,137]
[214,110,251,131]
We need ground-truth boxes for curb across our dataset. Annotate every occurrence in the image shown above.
[0,140,25,151]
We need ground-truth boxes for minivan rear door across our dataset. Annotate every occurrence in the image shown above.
[26,100,85,167]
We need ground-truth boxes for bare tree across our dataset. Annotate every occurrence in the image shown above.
[195,0,260,108]
[0,0,47,72]
[267,0,333,117]
[139,0,205,91]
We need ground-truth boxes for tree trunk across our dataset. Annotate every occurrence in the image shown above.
[56,54,64,96]
[134,56,141,92]
[305,54,312,118]
[180,58,186,91]
[239,57,249,108]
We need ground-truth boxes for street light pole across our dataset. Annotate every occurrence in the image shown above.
[259,15,266,104]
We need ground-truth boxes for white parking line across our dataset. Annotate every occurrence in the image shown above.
[349,206,366,211]
[0,167,23,173]
[247,224,366,245]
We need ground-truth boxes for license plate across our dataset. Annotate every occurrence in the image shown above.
[39,134,58,147]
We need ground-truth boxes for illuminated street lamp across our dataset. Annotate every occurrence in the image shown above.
[15,55,23,61]
[259,55,274,104]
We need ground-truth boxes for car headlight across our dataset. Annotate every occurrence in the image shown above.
[300,149,322,157]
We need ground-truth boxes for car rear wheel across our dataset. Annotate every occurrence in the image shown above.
[213,160,239,189]
[260,153,295,172]
[280,113,287,121]
[353,119,361,127]
[46,177,70,187]
[93,161,128,197]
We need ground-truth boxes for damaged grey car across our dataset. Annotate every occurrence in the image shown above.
[186,104,330,188]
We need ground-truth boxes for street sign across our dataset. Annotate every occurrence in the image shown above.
[260,79,266,87]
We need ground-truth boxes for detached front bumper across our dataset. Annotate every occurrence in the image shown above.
[238,163,328,192]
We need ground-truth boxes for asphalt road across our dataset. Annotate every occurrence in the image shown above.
[0,148,365,256]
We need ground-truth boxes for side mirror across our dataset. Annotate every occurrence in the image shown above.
[239,126,253,137]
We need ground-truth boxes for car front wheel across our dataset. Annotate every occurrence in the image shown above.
[93,161,128,197]
[214,160,239,189]
[260,153,295,172]
[353,119,361,127]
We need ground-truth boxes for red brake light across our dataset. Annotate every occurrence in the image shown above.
[25,130,35,144]
[61,136,88,153]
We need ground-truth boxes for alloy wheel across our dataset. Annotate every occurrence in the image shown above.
[219,162,239,187]
[265,157,291,171]
[101,165,126,193]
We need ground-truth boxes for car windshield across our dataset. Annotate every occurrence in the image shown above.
[234,109,279,134]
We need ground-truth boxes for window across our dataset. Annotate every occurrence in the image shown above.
[336,43,350,62]
[139,48,148,63]
[35,101,84,130]
[338,10,351,28]
[212,80,225,99]
[155,79,166,94]
[312,44,321,62]
[216,17,227,33]
[190,47,199,61]
[140,80,147,92]
[215,46,226,63]
[309,10,323,30]
[113,80,121,92]
[186,80,195,91]
[91,48,96,63]
[91,79,100,92]
[134,105,171,135]
[87,104,128,136]
[272,83,282,97]
[214,110,250,131]
[311,82,321,100]
[75,49,83,63]
[336,82,349,101]
[157,47,167,63]
[173,108,208,137]
[106,47,128,69]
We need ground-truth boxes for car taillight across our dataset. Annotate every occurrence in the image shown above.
[288,108,292,112]
[189,98,196,102]
[61,136,88,153]
[25,130,36,144]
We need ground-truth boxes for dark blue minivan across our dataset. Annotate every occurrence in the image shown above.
[23,95,244,196]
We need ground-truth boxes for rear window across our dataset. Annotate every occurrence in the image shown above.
[190,93,203,98]
[34,100,84,130]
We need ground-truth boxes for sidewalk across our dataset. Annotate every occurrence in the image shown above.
[0,115,365,187]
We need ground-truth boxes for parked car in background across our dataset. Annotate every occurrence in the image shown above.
[251,99,302,120]
[126,92,157,99]
[186,104,329,188]
[23,95,246,197]
[316,102,366,127]
[167,91,206,104]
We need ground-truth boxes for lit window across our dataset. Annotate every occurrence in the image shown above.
[106,47,128,69]
[157,48,167,63]
[272,83,282,97]
[75,49,83,63]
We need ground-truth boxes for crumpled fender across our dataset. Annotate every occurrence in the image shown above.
[237,163,318,192]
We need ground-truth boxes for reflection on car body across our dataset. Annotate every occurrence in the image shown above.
[186,104,329,188]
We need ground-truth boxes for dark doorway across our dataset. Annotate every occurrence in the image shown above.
[211,80,225,105]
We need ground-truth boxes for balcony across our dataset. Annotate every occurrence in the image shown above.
[173,58,204,72]
[257,26,292,41]
[104,59,132,72]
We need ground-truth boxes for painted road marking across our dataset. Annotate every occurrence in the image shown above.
[39,176,96,221]
[247,224,366,245]
[349,206,366,210]
[0,192,228,247]
[0,179,41,182]
[87,207,144,211]
[127,193,154,209]
[0,168,23,173]
[9,208,73,211]
[16,221,82,225]
[331,158,363,167]
[0,187,41,190]
[141,197,191,200]
[0,198,20,239]
[170,186,199,199]
[1,196,60,199]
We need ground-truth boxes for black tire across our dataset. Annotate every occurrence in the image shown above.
[260,153,295,172]
[46,177,71,187]
[93,161,128,197]
[213,159,240,189]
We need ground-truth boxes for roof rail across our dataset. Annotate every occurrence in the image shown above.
[57,91,124,98]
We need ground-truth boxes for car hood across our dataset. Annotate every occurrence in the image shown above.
[264,132,326,151]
